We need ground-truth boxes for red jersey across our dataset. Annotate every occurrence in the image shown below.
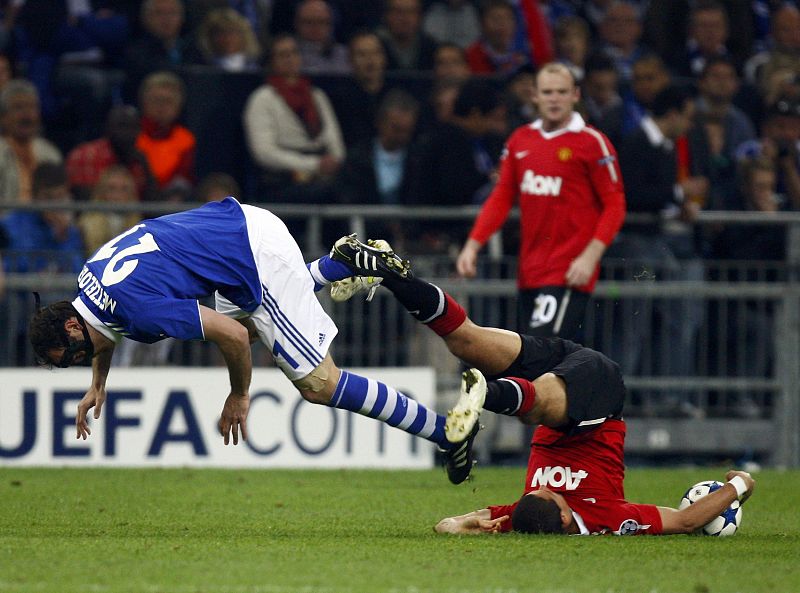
[469,113,626,293]
[488,420,663,535]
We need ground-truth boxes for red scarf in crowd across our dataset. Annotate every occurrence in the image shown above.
[267,75,322,139]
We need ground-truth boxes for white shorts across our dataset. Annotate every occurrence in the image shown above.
[215,205,338,381]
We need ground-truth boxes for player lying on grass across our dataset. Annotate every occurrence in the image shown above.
[314,240,756,535]
[27,198,479,484]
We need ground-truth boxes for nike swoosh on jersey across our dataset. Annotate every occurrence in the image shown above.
[582,497,597,504]
[515,150,530,159]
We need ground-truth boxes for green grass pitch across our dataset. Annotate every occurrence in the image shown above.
[0,467,797,593]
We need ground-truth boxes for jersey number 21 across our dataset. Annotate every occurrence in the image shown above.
[88,224,161,286]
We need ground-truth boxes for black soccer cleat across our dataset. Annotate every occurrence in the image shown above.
[330,234,412,280]
[443,421,480,485]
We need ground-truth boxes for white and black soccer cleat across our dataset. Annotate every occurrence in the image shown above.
[330,239,391,302]
[330,275,383,302]
[442,368,487,485]
[330,234,412,281]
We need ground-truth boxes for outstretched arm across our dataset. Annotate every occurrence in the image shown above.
[434,509,510,535]
[76,325,115,440]
[200,305,252,445]
[658,471,755,535]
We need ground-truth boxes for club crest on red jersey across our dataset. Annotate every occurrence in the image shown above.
[557,147,572,161]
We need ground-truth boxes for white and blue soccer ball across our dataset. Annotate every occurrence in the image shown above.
[679,480,742,536]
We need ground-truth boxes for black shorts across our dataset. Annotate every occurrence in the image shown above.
[518,286,590,340]
[497,334,625,434]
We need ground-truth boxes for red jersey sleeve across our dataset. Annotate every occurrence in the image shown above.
[583,128,626,246]
[468,141,519,245]
[488,504,517,533]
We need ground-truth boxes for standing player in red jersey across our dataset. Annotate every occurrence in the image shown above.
[456,62,626,339]
[323,250,755,535]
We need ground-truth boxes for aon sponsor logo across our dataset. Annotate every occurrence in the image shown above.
[520,170,563,196]
[530,466,588,490]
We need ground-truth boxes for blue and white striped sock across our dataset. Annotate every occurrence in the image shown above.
[330,370,448,446]
[307,256,353,292]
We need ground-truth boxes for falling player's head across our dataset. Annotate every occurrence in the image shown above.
[29,297,94,368]
[511,488,578,534]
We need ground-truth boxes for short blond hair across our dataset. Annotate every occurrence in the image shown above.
[535,62,577,87]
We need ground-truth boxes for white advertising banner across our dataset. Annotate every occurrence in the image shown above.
[0,368,436,468]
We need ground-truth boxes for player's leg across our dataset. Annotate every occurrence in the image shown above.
[241,209,474,483]
[513,344,626,431]
[517,286,590,339]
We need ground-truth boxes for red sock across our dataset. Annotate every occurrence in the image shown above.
[427,293,467,337]
[508,377,537,416]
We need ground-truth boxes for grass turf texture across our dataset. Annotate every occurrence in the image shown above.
[0,467,797,593]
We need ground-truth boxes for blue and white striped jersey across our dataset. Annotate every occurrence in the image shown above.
[73,197,260,343]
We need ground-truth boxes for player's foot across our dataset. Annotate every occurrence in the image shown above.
[330,275,383,302]
[443,422,480,485]
[330,239,391,302]
[445,368,486,443]
[442,368,486,485]
[330,234,412,280]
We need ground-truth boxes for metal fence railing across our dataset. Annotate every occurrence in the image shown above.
[2,204,799,467]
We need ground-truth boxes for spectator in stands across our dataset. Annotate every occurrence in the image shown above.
[123,0,189,102]
[328,30,390,148]
[136,71,196,197]
[736,97,800,210]
[243,34,345,203]
[581,52,621,129]
[78,165,141,257]
[0,80,62,206]
[194,171,242,202]
[432,42,471,84]
[294,0,350,75]
[694,57,756,210]
[668,0,734,78]
[553,15,591,82]
[466,0,530,76]
[423,0,481,49]
[504,65,537,130]
[66,105,158,202]
[338,89,422,207]
[9,1,129,150]
[711,157,784,418]
[184,0,271,48]
[192,7,262,72]
[1,162,84,364]
[597,53,671,148]
[594,0,647,83]
[377,0,438,72]
[414,79,506,252]
[1,162,83,274]
[744,3,800,98]
[425,78,464,130]
[613,85,708,419]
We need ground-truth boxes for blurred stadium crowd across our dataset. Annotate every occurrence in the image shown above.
[0,0,799,402]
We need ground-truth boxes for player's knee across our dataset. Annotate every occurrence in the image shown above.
[293,360,339,404]
[528,373,569,427]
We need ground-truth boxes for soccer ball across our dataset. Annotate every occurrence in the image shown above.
[679,480,742,536]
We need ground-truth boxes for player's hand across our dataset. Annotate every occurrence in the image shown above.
[456,240,480,278]
[461,515,509,534]
[75,386,107,440]
[725,470,755,504]
[218,392,250,445]
[565,254,595,288]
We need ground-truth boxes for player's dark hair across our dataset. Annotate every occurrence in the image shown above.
[511,494,564,534]
[650,85,694,118]
[29,297,79,367]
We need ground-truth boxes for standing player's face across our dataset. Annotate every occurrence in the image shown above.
[533,71,579,131]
